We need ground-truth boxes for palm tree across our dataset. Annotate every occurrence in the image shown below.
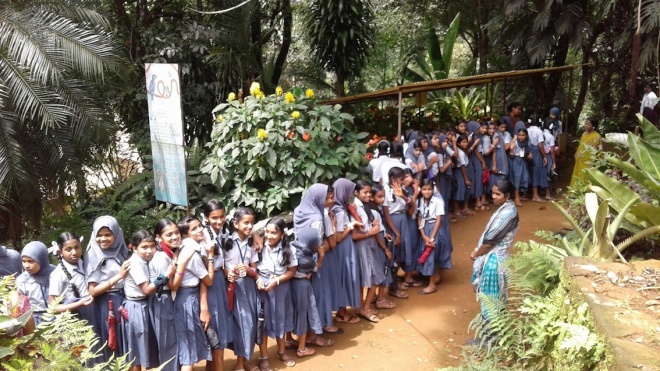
[0,1,119,243]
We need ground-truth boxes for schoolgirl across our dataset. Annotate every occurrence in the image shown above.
[527,120,548,202]
[287,228,322,358]
[123,230,171,370]
[330,178,362,323]
[48,232,93,321]
[256,217,297,370]
[201,200,233,371]
[351,180,386,323]
[151,218,183,371]
[367,184,397,309]
[291,183,336,347]
[382,166,412,299]
[489,120,511,189]
[467,121,487,210]
[404,138,427,174]
[17,241,55,325]
[223,207,259,371]
[479,122,496,208]
[509,128,532,207]
[542,121,556,200]
[451,135,472,218]
[432,133,454,220]
[416,179,451,295]
[86,216,130,364]
[402,169,422,287]
[174,215,214,371]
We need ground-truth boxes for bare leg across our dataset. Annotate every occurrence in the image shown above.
[206,349,225,371]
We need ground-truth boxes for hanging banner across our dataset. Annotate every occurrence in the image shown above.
[145,63,188,206]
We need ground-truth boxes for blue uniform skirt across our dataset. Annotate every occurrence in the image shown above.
[373,231,393,286]
[510,157,529,191]
[122,298,159,368]
[530,145,547,188]
[333,236,361,309]
[230,277,258,359]
[355,237,386,287]
[149,291,178,371]
[453,166,468,202]
[405,215,420,273]
[438,174,452,214]
[435,215,453,270]
[207,271,233,349]
[290,278,322,336]
[174,287,211,366]
[258,277,293,338]
[469,152,483,198]
[311,260,334,328]
[89,290,126,366]
[483,157,493,194]
[546,154,554,182]
[389,213,411,270]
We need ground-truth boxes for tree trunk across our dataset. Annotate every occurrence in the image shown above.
[629,0,642,99]
[335,73,345,97]
[270,0,292,88]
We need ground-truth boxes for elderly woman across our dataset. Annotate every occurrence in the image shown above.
[470,179,519,324]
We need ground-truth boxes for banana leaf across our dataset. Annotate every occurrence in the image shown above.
[627,133,660,183]
[636,113,660,146]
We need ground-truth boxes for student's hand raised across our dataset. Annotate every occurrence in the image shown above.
[392,182,404,198]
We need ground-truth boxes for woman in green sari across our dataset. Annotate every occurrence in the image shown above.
[570,117,602,187]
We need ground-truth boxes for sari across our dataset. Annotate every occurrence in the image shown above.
[471,199,519,319]
[570,130,601,187]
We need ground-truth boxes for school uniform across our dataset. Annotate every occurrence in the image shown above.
[174,239,211,366]
[353,199,387,287]
[257,242,296,338]
[122,254,159,368]
[330,210,361,309]
[527,126,548,188]
[452,148,469,202]
[489,131,510,187]
[379,158,407,192]
[384,188,411,287]
[290,231,323,337]
[436,151,453,214]
[417,196,452,275]
[543,129,555,179]
[200,228,233,351]
[371,207,393,287]
[224,233,259,359]
[148,247,178,371]
[368,156,388,183]
[404,186,421,273]
[49,260,93,322]
[510,141,530,191]
[310,212,335,328]
[468,135,483,199]
[480,135,493,193]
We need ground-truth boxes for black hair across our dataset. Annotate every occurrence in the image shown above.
[404,129,414,142]
[417,178,436,218]
[507,102,522,112]
[177,215,200,237]
[154,218,176,237]
[413,171,424,184]
[586,116,599,131]
[203,199,226,217]
[376,140,390,157]
[403,168,413,177]
[202,199,227,255]
[366,183,385,219]
[56,231,82,298]
[131,229,156,248]
[260,217,292,266]
[412,138,423,150]
[326,185,334,195]
[355,179,372,192]
[494,179,514,198]
[496,118,507,127]
[456,135,468,145]
[222,207,255,251]
[389,141,404,158]
[388,166,405,182]
[353,181,375,224]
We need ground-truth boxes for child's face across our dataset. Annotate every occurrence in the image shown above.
[517,131,528,141]
[479,125,488,135]
[207,209,226,234]
[188,220,205,243]
[403,174,414,187]
[549,111,556,119]
[96,227,115,250]
[234,214,254,238]
[324,192,335,208]
[456,122,467,134]
[498,123,507,133]
[157,224,181,249]
[431,135,439,147]
[487,125,495,136]
[373,190,385,206]
[421,139,429,151]
[135,241,157,261]
[390,176,404,187]
[264,224,283,247]
[21,256,40,274]
[355,186,372,203]
[413,147,421,157]
[61,239,82,264]
[458,138,468,150]
[421,184,434,200]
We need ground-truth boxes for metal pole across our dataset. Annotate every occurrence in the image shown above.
[398,91,403,140]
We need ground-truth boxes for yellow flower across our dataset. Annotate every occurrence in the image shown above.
[227,92,236,102]
[215,114,223,123]
[257,128,267,141]
[285,92,295,104]
[249,82,261,96]
[275,86,283,96]
[256,90,265,99]
[305,89,314,99]
[291,111,300,119]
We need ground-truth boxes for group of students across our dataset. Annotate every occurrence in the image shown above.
[0,169,455,371]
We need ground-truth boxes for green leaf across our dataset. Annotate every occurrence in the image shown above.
[441,13,461,77]
[627,133,660,183]
[356,132,369,140]
[636,113,660,145]
[266,149,277,168]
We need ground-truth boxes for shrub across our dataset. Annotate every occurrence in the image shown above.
[201,84,368,216]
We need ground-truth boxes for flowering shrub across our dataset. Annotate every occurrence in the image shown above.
[201,84,368,216]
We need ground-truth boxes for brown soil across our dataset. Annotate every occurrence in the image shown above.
[203,202,571,371]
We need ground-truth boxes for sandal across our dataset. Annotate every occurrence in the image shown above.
[276,351,296,367]
[404,279,423,287]
[397,282,409,291]
[359,309,380,323]
[284,340,299,350]
[306,335,334,347]
[389,289,409,299]
[296,347,316,358]
[375,299,397,309]
[259,357,273,371]
[335,314,360,324]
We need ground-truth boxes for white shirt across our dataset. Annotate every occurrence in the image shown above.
[513,141,527,157]
[124,254,150,300]
[334,211,350,233]
[379,157,407,189]
[49,260,89,301]
[480,135,492,154]
[384,188,407,214]
[17,275,48,312]
[527,126,545,146]
[543,130,555,153]
[202,227,226,271]
[641,91,658,114]
[368,156,387,182]
[256,242,297,278]
[456,148,468,167]
[150,251,172,289]
[224,233,259,270]
[418,196,445,228]
[179,238,208,287]
[87,257,124,289]
[352,199,374,230]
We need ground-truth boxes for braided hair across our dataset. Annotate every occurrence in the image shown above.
[260,217,292,266]
[56,232,82,298]
[202,200,228,256]
[222,207,255,252]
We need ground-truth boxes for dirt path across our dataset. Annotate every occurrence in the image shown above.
[212,200,571,370]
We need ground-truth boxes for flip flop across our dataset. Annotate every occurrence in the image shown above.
[419,287,437,295]
[306,336,334,347]
[359,310,380,323]
[335,314,360,324]
[276,351,296,367]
